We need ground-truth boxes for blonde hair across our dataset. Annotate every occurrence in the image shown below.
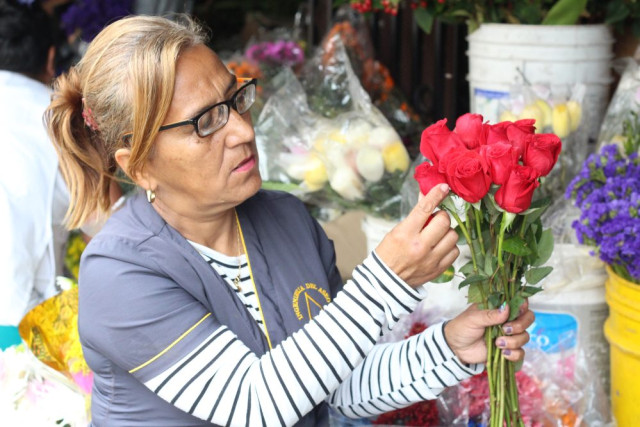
[46,15,207,229]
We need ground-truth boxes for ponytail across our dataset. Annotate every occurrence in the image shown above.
[46,68,114,230]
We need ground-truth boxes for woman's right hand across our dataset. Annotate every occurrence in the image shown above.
[375,183,459,288]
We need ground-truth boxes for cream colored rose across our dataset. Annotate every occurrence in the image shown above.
[552,103,571,139]
[330,167,364,201]
[346,119,373,147]
[382,141,410,173]
[356,146,384,182]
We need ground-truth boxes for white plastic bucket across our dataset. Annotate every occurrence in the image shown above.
[527,244,610,390]
[467,24,614,140]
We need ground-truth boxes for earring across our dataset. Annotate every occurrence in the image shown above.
[146,189,156,203]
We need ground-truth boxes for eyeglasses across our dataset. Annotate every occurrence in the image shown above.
[122,78,257,143]
[158,78,257,138]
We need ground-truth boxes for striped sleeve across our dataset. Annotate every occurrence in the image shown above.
[137,252,427,426]
[327,322,485,419]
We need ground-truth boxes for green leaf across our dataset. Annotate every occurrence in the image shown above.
[521,285,544,298]
[532,228,554,267]
[459,260,476,277]
[502,236,532,256]
[605,1,630,25]
[525,266,553,284]
[542,0,587,25]
[458,274,489,289]
[508,294,526,321]
[431,266,455,283]
[488,292,503,310]
[484,254,497,277]
[467,282,489,304]
[413,7,435,34]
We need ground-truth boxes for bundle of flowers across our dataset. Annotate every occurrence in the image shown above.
[0,344,89,426]
[60,0,133,42]
[566,115,640,284]
[257,38,412,219]
[414,113,561,426]
[18,280,93,396]
[245,40,305,70]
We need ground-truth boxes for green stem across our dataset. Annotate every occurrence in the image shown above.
[448,208,479,272]
[473,207,486,256]
[485,328,496,420]
[498,352,506,427]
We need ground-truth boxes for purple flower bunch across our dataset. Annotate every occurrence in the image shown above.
[61,0,133,42]
[566,144,640,283]
[245,40,304,68]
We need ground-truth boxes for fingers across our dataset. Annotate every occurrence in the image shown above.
[403,183,450,232]
[495,305,535,362]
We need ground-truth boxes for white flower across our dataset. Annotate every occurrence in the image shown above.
[330,167,364,201]
[369,125,401,148]
[356,146,384,182]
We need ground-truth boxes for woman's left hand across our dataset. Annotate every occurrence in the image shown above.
[443,301,535,364]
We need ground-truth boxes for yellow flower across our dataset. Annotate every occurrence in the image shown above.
[566,100,582,132]
[499,110,518,123]
[535,99,553,129]
[519,103,545,132]
[382,141,410,173]
[303,156,329,191]
[552,103,571,139]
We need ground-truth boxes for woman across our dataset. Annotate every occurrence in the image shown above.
[46,15,533,426]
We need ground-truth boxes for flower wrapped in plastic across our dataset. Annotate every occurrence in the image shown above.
[495,83,587,200]
[256,37,411,219]
[0,344,89,426]
[18,278,93,396]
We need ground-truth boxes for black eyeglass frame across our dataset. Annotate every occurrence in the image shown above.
[121,78,257,143]
[157,77,257,137]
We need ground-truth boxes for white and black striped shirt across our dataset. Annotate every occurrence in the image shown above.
[145,251,483,426]
[190,241,265,331]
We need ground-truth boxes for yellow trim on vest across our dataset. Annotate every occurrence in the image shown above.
[236,211,273,350]
[129,312,212,374]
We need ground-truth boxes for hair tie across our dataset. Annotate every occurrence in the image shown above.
[81,98,99,131]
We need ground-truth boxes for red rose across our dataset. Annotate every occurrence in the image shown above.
[414,162,447,195]
[485,121,509,145]
[524,133,562,177]
[480,141,518,185]
[512,118,537,134]
[420,119,464,168]
[442,149,491,203]
[505,123,534,159]
[454,113,485,149]
[494,164,540,213]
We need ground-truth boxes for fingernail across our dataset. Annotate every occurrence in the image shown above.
[497,339,506,348]
[498,302,507,313]
[502,349,511,356]
[504,326,513,335]
[439,183,450,193]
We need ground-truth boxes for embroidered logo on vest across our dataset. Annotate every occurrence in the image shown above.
[292,282,332,321]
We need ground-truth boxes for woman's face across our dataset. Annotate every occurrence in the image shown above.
[143,44,262,218]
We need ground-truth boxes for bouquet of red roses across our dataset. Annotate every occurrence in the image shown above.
[414,113,561,427]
